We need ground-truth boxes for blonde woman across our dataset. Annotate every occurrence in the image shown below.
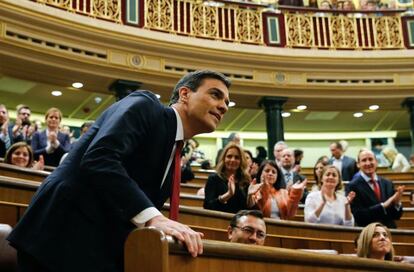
[382,147,410,172]
[305,165,355,226]
[204,143,251,213]
[357,222,394,261]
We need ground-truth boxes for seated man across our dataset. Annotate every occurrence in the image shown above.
[228,210,266,245]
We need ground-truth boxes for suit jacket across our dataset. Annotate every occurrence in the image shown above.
[329,155,357,181]
[0,124,13,157]
[31,130,71,166]
[281,170,308,204]
[8,91,179,271]
[347,175,403,228]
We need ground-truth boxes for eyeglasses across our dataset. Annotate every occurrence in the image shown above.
[232,225,266,240]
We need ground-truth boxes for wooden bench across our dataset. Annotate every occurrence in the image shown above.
[0,163,49,182]
[161,205,414,245]
[124,228,414,272]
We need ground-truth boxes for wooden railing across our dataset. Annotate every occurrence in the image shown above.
[124,228,414,272]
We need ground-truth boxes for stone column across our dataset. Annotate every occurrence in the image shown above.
[402,97,414,152]
[259,96,288,160]
[109,79,142,101]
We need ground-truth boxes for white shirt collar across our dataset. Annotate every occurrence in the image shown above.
[171,107,184,141]
[360,171,377,182]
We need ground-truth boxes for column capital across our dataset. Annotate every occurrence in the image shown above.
[258,96,288,110]
[109,79,142,101]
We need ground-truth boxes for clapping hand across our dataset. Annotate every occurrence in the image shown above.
[227,174,236,197]
[248,178,264,196]
[346,191,356,205]
[292,178,307,190]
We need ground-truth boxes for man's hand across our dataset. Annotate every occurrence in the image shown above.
[383,185,405,208]
[146,215,203,257]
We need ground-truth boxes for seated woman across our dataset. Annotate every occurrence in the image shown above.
[357,222,394,261]
[31,107,71,167]
[382,147,411,173]
[312,157,328,191]
[4,142,44,170]
[203,143,251,213]
[244,150,258,179]
[248,160,306,220]
[305,165,355,226]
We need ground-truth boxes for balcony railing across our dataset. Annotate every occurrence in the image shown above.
[28,0,414,49]
[32,0,122,23]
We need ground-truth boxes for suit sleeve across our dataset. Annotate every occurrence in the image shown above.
[78,95,161,223]
[31,132,47,158]
[203,174,226,211]
[349,181,394,226]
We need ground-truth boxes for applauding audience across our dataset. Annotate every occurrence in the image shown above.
[305,165,355,226]
[248,160,306,220]
[31,107,71,166]
[5,142,44,170]
[204,143,251,213]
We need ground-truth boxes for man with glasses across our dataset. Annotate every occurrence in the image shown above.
[12,105,33,144]
[228,210,266,245]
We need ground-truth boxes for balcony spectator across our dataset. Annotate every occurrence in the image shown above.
[279,0,304,6]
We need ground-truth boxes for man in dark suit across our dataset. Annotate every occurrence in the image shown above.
[0,104,13,157]
[8,70,231,271]
[279,148,308,203]
[347,149,404,228]
[328,141,357,181]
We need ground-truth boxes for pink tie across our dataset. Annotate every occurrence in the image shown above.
[169,141,183,221]
[370,174,381,201]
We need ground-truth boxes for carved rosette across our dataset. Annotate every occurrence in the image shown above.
[92,0,122,22]
[286,14,313,47]
[330,15,357,48]
[192,5,218,37]
[375,16,403,48]
[146,0,173,30]
[236,9,262,43]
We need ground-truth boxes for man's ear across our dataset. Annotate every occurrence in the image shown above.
[227,226,233,241]
[178,87,191,103]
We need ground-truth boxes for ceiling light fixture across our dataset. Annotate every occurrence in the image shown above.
[155,94,161,99]
[72,82,83,89]
[282,112,291,118]
[51,90,62,96]
[353,112,363,118]
[369,105,379,111]
[229,101,236,107]
[296,105,307,110]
